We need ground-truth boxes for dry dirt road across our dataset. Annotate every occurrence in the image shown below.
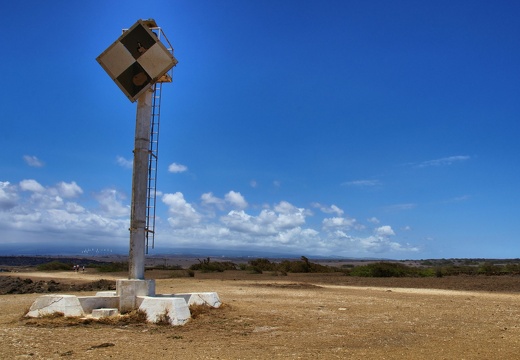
[1,271,520,359]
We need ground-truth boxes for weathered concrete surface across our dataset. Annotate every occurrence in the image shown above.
[26,295,84,317]
[78,295,119,314]
[25,279,219,326]
[138,296,191,325]
[91,308,119,319]
[116,279,155,313]
[163,292,222,308]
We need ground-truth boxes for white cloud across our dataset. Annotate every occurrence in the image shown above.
[23,155,44,168]
[162,192,201,227]
[168,163,188,173]
[342,179,380,187]
[0,181,129,247]
[94,189,129,217]
[56,181,83,198]
[375,225,395,237]
[220,201,307,237]
[116,156,133,169]
[312,203,344,216]
[20,179,45,193]
[322,216,357,230]
[417,155,470,168]
[225,191,248,209]
[250,180,257,188]
[0,176,421,257]
[367,217,380,224]
[201,192,225,209]
[324,230,418,254]
[0,182,18,210]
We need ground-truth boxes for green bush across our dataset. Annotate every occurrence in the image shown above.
[349,262,420,278]
[248,258,276,271]
[276,256,335,274]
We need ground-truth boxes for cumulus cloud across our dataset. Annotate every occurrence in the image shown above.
[375,225,395,237]
[225,191,248,209]
[116,156,133,169]
[0,180,129,247]
[94,189,129,217]
[322,216,357,230]
[168,163,188,173]
[56,181,83,198]
[23,155,44,168]
[220,201,307,237]
[0,176,421,257]
[0,182,18,210]
[324,229,418,254]
[312,203,344,216]
[201,192,225,209]
[201,191,248,210]
[162,192,201,227]
[20,179,45,193]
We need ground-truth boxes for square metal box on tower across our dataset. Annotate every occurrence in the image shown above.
[96,19,178,102]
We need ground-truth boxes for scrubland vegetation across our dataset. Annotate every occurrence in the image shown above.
[32,256,520,278]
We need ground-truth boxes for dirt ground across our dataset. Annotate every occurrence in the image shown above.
[1,270,520,359]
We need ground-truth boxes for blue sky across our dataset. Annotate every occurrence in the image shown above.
[1,1,519,259]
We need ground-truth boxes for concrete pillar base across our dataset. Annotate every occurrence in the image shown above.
[26,294,84,317]
[138,296,191,325]
[25,279,220,326]
[92,308,118,319]
[116,279,155,313]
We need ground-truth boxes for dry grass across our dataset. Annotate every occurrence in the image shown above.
[4,273,520,359]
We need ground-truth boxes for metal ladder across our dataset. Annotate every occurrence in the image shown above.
[145,82,163,253]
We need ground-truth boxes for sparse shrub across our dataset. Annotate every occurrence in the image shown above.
[189,257,237,272]
[248,258,276,271]
[167,270,196,278]
[478,262,498,275]
[247,266,263,274]
[349,262,420,277]
[37,261,74,271]
[156,310,172,325]
[91,262,128,273]
[148,264,184,270]
[276,257,335,273]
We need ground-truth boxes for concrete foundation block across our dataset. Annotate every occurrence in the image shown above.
[26,295,84,318]
[91,308,119,319]
[138,296,191,326]
[116,279,155,313]
[176,292,222,308]
[78,296,119,314]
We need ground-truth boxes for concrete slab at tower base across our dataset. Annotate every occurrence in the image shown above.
[26,279,221,326]
[165,292,222,308]
[116,279,155,313]
[138,296,191,325]
[92,308,119,319]
[26,294,84,317]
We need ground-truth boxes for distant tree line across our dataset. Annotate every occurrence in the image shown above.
[33,257,520,278]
